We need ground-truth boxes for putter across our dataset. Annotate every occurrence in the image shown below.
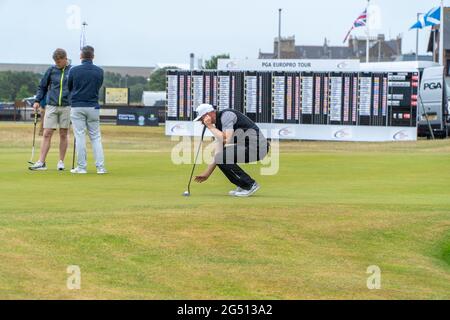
[183,125,206,197]
[28,111,38,165]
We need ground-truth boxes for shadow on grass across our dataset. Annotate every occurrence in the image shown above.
[437,233,450,268]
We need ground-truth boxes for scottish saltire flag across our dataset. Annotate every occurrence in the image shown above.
[425,6,441,26]
[343,9,368,43]
[410,7,441,30]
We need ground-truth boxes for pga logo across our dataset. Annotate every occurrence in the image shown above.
[333,128,352,140]
[424,82,442,90]
[393,130,410,141]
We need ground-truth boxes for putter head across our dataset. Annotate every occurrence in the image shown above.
[183,191,190,197]
[28,161,34,165]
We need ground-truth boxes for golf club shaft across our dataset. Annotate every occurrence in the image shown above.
[187,126,206,194]
[72,136,76,170]
[29,111,38,163]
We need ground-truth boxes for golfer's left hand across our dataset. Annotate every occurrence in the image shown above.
[194,173,209,183]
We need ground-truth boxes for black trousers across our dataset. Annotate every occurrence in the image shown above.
[215,139,270,191]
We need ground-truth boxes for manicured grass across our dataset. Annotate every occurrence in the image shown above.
[0,122,449,299]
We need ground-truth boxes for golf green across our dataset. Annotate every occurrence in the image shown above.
[0,122,449,299]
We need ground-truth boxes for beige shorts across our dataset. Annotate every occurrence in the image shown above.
[44,105,71,129]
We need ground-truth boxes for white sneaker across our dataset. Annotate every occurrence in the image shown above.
[234,183,260,197]
[97,167,108,175]
[70,167,87,174]
[57,160,65,171]
[229,187,244,196]
[29,161,47,171]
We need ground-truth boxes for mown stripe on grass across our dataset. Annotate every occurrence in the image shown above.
[436,233,450,268]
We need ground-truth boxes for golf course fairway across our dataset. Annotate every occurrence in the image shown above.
[0,123,449,299]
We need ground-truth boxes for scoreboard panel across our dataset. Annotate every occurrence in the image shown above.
[300,72,314,124]
[218,71,231,111]
[388,72,419,127]
[342,73,355,125]
[284,72,299,124]
[191,70,204,119]
[272,72,285,123]
[169,70,192,121]
[359,72,372,126]
[203,70,217,107]
[231,72,245,114]
[257,72,272,123]
[166,70,419,141]
[166,70,178,121]
[244,71,258,122]
[329,72,343,125]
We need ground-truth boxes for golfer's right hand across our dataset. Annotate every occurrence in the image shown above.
[194,174,209,183]
[33,102,40,112]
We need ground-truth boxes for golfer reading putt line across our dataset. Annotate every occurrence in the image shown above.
[194,104,269,197]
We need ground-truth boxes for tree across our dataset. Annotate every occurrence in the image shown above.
[204,54,230,70]
[129,83,148,103]
[16,85,31,100]
[148,66,178,92]
[0,71,40,101]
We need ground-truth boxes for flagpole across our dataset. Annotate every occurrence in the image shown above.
[439,0,444,65]
[80,21,88,50]
[366,0,370,63]
[416,13,420,60]
[434,28,437,62]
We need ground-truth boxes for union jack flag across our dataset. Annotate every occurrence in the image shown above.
[343,9,367,43]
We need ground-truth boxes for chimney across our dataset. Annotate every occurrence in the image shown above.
[396,34,403,55]
[274,37,279,58]
[190,53,195,70]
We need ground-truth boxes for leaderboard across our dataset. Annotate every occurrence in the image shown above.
[166,70,419,128]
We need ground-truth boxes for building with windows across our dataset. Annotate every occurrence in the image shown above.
[259,34,403,62]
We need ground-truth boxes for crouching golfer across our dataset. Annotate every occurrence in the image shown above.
[194,104,269,197]
[69,46,106,174]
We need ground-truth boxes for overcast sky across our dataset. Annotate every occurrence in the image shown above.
[0,0,442,66]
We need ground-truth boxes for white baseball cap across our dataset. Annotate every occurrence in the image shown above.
[193,104,215,121]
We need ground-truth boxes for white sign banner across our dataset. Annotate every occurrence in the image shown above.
[166,121,417,142]
[218,59,360,72]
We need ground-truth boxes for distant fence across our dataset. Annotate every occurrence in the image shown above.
[0,104,166,125]
[0,103,21,121]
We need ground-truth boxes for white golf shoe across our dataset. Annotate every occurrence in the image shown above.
[234,183,260,197]
[70,167,87,174]
[229,187,244,196]
[97,167,108,175]
[29,161,47,171]
[57,160,65,171]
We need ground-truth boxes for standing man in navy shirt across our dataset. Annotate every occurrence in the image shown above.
[68,46,107,174]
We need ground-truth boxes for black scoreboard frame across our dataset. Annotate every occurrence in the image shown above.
[166,70,419,129]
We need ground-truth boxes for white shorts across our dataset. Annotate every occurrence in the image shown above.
[44,105,71,129]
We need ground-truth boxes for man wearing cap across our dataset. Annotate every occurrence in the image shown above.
[194,104,269,197]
